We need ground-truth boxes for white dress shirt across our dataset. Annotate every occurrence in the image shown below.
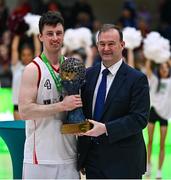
[92,59,123,116]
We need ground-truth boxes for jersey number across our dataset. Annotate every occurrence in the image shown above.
[44,79,51,89]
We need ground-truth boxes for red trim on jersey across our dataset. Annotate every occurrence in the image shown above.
[33,120,38,164]
[32,61,41,88]
[39,55,60,73]
[22,163,25,179]
[51,65,59,73]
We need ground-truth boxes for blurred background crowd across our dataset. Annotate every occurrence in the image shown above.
[0,0,171,179]
[0,0,171,88]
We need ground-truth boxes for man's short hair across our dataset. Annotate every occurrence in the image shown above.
[39,11,64,34]
[97,24,123,42]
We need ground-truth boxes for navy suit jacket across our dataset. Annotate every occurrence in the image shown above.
[78,61,150,178]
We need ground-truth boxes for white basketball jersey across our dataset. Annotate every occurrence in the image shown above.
[24,56,77,164]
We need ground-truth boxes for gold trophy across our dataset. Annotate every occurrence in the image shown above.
[60,57,93,134]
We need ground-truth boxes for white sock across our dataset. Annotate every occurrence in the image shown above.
[156,169,162,178]
[145,163,151,176]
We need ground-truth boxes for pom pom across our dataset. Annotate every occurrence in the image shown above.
[122,27,142,50]
[7,9,29,35]
[24,13,41,36]
[143,31,171,63]
[64,29,81,51]
[76,27,92,48]
[63,27,92,51]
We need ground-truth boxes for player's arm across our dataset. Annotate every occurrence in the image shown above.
[19,63,82,120]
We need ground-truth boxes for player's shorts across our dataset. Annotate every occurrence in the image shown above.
[22,162,80,179]
[149,107,168,126]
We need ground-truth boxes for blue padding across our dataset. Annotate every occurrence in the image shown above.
[0,121,25,129]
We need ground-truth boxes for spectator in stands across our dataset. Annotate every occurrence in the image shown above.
[71,0,95,30]
[116,0,137,28]
[0,0,9,37]
[158,0,171,44]
[0,43,12,87]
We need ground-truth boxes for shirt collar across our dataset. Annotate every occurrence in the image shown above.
[100,59,123,75]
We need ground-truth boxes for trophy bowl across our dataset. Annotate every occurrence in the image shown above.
[60,57,93,134]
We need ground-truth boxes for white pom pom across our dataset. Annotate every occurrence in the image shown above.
[24,13,41,36]
[76,27,93,48]
[63,27,93,51]
[122,27,143,50]
[156,49,171,64]
[146,31,161,40]
[63,29,81,51]
[143,31,170,63]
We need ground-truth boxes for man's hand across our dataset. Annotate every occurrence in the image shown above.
[61,95,82,111]
[81,119,107,137]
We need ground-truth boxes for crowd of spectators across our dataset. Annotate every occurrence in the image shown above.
[0,0,171,88]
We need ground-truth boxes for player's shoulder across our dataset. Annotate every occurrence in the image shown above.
[23,60,40,77]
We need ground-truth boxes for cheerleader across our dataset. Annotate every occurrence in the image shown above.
[11,34,41,119]
[145,59,170,179]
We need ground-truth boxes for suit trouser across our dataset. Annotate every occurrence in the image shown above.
[84,140,143,179]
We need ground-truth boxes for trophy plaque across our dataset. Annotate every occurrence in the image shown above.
[60,57,93,134]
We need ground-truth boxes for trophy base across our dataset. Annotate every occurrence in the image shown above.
[61,121,93,134]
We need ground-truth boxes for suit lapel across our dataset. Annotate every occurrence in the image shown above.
[101,62,127,120]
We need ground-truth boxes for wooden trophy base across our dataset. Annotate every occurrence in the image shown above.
[61,121,93,134]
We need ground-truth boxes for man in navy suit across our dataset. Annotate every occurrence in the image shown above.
[78,24,150,179]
